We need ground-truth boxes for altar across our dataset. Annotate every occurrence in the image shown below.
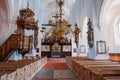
[40,0,74,58]
[41,40,72,58]
[51,43,61,57]
[51,52,61,57]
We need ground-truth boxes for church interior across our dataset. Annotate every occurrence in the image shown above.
[0,0,120,80]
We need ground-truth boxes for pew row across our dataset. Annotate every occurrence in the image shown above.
[65,56,120,80]
[0,56,47,80]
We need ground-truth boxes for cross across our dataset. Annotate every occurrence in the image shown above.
[52,13,60,22]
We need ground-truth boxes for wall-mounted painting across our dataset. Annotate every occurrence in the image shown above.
[41,45,50,51]
[80,45,86,53]
[63,45,71,52]
[73,48,76,53]
[96,40,106,54]
[36,48,39,53]
[52,43,61,52]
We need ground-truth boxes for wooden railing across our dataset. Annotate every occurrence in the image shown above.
[0,34,21,61]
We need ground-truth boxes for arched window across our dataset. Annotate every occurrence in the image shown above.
[114,18,120,45]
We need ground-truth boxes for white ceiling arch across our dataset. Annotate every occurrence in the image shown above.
[100,0,120,27]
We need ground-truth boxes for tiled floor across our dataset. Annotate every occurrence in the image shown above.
[32,58,79,80]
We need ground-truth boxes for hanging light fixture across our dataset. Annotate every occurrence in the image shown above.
[41,0,81,47]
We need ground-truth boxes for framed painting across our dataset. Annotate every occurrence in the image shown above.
[73,48,76,53]
[41,45,50,51]
[52,44,61,52]
[63,45,71,52]
[96,40,106,54]
[80,45,86,53]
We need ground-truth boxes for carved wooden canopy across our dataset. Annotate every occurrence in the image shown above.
[16,7,38,30]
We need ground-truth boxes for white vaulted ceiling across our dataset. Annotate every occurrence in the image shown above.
[6,0,75,25]
[2,0,103,28]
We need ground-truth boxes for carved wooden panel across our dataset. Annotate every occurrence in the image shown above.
[63,45,71,52]
[29,36,33,50]
[22,35,33,52]
[41,45,50,51]
[41,42,72,58]
[52,44,61,52]
[22,36,29,51]
[34,29,38,48]
[11,35,21,49]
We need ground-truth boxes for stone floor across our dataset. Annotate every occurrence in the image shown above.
[32,58,79,80]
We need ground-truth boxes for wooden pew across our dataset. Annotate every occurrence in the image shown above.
[80,62,120,80]
[0,57,47,80]
[104,76,120,80]
[0,58,40,76]
[65,57,120,80]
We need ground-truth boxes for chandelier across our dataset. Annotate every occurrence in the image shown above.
[41,0,81,46]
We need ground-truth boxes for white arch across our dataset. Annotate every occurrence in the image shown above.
[114,16,120,46]
[99,0,120,53]
[81,16,88,52]
[99,0,113,27]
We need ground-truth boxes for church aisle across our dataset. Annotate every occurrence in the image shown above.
[32,58,79,80]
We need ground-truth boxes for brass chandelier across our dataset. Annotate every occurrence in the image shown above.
[41,0,81,46]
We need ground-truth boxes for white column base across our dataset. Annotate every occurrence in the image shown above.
[88,47,109,60]
[78,53,87,57]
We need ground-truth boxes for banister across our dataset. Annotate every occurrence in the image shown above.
[0,34,21,61]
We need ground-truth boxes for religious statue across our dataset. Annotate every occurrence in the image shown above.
[74,23,81,47]
[87,19,94,48]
